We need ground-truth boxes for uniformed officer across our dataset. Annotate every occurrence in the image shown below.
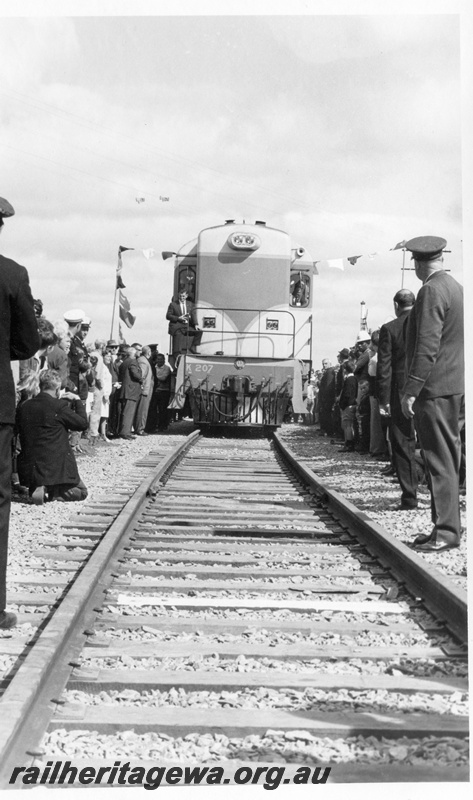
[0,197,39,629]
[401,236,464,552]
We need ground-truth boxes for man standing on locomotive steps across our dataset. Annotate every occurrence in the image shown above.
[166,287,202,366]
[0,196,40,630]
[401,236,464,553]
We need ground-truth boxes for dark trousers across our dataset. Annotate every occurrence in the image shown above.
[119,399,137,436]
[318,406,334,436]
[156,390,171,430]
[108,388,120,436]
[145,392,159,433]
[390,392,418,505]
[414,394,464,544]
[0,424,13,612]
[172,328,202,355]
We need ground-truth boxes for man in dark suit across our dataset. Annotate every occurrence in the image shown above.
[0,196,40,629]
[377,289,418,510]
[166,287,202,365]
[401,236,464,552]
[17,369,88,504]
[117,346,142,439]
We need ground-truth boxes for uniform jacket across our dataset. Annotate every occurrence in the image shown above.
[376,311,411,406]
[0,254,39,424]
[17,392,87,488]
[118,356,142,401]
[68,334,89,400]
[404,271,464,399]
[166,299,199,335]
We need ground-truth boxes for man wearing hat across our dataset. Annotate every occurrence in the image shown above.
[0,197,40,629]
[401,236,464,552]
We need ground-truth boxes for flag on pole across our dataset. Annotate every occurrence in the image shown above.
[118,290,136,329]
[118,323,126,344]
[391,240,406,250]
[117,246,134,289]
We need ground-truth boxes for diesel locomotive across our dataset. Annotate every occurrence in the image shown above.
[162,219,317,427]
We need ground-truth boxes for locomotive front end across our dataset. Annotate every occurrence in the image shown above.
[168,220,316,427]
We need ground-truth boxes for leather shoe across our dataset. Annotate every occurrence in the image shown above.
[120,435,136,440]
[0,611,17,630]
[395,502,418,511]
[380,466,395,476]
[411,539,460,553]
[410,533,432,547]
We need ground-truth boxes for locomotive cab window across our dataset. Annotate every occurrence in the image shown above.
[290,273,310,307]
[178,266,196,302]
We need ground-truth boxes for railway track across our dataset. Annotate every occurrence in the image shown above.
[0,430,468,787]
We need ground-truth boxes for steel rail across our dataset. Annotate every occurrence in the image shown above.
[273,432,468,644]
[0,431,200,788]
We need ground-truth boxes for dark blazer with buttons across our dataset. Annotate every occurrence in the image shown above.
[403,271,464,399]
[0,254,39,424]
[118,357,142,401]
[376,311,411,406]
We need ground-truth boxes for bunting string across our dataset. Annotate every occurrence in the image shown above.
[317,240,407,272]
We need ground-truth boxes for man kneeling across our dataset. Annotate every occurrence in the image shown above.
[17,369,88,504]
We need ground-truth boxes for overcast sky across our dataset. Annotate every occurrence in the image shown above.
[1,1,471,367]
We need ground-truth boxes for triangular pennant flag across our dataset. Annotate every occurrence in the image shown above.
[347,255,362,266]
[391,240,406,250]
[116,246,135,289]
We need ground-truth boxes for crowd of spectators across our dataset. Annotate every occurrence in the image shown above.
[11,306,175,506]
[304,236,465,554]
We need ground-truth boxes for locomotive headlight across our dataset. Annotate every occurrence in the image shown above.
[227,232,261,251]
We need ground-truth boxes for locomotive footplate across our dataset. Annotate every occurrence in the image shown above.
[171,355,306,427]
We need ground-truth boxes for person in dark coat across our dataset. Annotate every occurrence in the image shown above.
[317,359,336,436]
[401,236,464,552]
[117,346,142,439]
[377,289,418,510]
[0,196,40,629]
[166,287,202,365]
[17,370,88,505]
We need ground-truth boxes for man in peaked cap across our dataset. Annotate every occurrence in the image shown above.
[401,236,464,552]
[0,196,40,629]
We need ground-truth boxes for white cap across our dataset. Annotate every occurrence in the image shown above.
[64,308,86,325]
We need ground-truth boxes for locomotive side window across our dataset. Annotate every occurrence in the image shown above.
[178,266,196,301]
[290,272,310,307]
